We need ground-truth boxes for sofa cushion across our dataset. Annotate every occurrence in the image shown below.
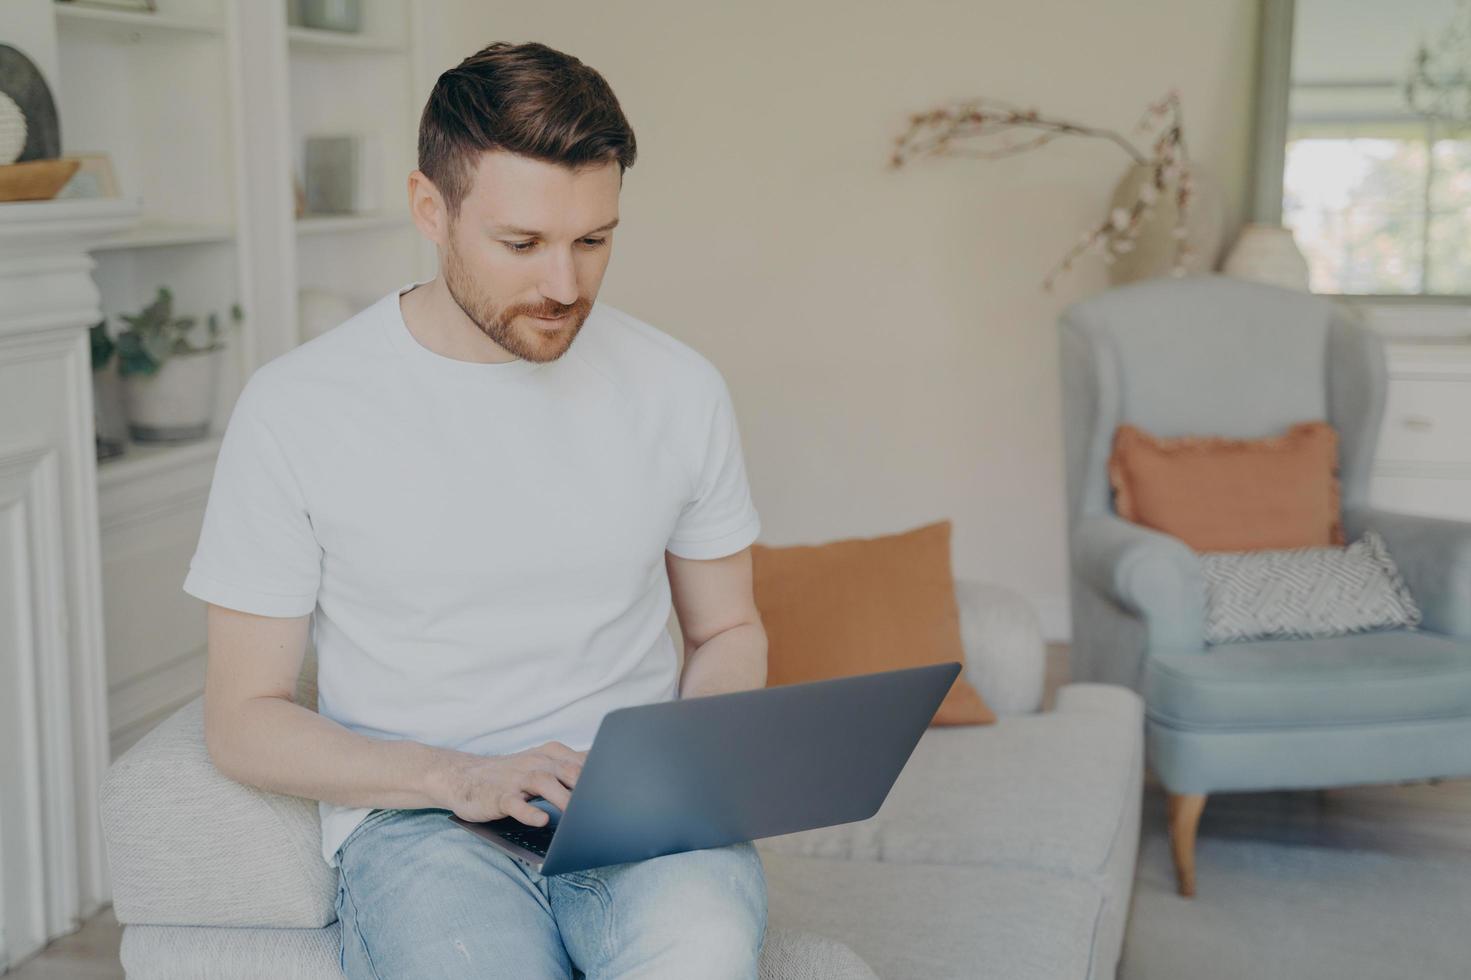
[752,519,994,725]
[758,684,1143,881]
[1198,531,1420,644]
[758,851,1105,980]
[119,922,878,980]
[1108,419,1345,551]
[120,922,343,980]
[1145,630,1471,730]
[101,697,337,929]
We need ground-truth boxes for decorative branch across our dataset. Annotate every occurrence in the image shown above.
[889,90,1195,291]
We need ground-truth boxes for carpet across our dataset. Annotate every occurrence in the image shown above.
[1120,789,1471,980]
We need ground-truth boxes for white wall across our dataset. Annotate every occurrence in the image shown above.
[438,0,1262,639]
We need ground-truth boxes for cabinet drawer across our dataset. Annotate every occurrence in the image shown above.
[1376,378,1471,465]
[1370,474,1471,523]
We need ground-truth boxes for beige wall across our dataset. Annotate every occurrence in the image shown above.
[432,0,1262,638]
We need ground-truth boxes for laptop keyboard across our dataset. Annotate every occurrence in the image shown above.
[490,817,557,857]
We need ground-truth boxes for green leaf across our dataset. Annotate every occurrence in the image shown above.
[140,288,172,327]
[117,348,158,377]
[90,320,114,371]
[142,332,173,366]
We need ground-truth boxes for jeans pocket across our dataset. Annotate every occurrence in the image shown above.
[339,807,397,859]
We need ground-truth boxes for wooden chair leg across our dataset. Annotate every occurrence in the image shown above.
[1166,793,1207,897]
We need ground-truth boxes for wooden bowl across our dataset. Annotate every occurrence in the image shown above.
[0,157,83,202]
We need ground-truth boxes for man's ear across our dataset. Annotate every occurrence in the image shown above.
[407,171,448,246]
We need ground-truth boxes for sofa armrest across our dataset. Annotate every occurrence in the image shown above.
[1072,513,1206,652]
[1346,506,1471,638]
[100,696,337,929]
[953,577,1045,715]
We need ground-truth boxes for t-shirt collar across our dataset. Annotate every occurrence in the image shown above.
[384,278,544,378]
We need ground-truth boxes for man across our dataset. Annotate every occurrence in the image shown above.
[188,40,768,979]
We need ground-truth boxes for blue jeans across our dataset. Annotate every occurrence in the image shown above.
[333,807,767,979]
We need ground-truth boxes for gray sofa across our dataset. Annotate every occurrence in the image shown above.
[101,579,1143,979]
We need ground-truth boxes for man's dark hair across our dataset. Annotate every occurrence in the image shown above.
[418,41,637,222]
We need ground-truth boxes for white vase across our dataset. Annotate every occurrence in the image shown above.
[1221,223,1311,291]
[1105,161,1225,286]
[121,347,224,443]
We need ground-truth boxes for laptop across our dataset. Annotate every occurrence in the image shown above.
[448,661,961,876]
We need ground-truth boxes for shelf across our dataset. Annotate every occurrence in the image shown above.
[296,211,412,235]
[95,433,224,492]
[0,196,143,249]
[90,221,236,252]
[287,26,407,54]
[55,3,226,40]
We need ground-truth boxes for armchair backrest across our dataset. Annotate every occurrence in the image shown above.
[1057,274,1386,530]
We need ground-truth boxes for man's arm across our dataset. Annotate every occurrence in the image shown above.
[666,546,768,699]
[201,603,583,825]
[202,603,447,808]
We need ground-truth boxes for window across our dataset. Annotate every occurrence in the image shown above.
[1284,115,1471,295]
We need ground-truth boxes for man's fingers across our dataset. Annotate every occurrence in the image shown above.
[558,759,582,787]
[539,741,587,766]
[528,771,572,811]
[499,791,546,826]
[520,752,581,788]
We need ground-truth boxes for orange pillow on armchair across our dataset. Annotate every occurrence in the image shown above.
[750,519,995,726]
[1107,420,1344,552]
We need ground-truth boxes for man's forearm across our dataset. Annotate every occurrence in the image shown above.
[678,621,768,699]
[209,624,767,805]
[207,695,447,810]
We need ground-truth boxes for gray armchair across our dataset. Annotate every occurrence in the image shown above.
[1058,274,1471,897]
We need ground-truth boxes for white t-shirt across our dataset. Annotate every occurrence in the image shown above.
[182,278,762,867]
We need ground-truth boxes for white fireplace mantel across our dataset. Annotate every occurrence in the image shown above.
[0,195,140,970]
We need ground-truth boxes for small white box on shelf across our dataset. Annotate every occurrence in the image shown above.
[303,133,380,214]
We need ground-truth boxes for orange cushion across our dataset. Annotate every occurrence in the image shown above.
[1108,421,1344,552]
[750,519,995,726]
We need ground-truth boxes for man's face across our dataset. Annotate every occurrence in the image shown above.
[440,150,621,363]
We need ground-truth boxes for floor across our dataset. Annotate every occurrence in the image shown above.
[8,643,1471,977]
[5,905,122,979]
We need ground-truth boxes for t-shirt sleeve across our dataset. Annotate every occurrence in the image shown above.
[181,374,322,617]
[666,367,762,560]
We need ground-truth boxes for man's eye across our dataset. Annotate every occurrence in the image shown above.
[503,238,609,254]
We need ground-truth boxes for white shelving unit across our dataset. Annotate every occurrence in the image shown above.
[38,0,436,760]
[54,2,227,38]
[286,0,427,329]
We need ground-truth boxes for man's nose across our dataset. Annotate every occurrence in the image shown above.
[539,247,579,306]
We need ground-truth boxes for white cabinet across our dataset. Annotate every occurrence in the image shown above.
[1371,342,1471,522]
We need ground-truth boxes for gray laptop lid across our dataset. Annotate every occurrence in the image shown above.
[453,661,961,876]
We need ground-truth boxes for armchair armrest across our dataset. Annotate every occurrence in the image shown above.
[1072,513,1206,652]
[953,577,1045,715]
[99,696,337,929]
[1345,506,1471,638]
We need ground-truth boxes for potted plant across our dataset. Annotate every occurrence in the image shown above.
[115,287,244,443]
[90,319,128,461]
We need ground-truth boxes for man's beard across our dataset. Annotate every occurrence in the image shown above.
[442,239,591,364]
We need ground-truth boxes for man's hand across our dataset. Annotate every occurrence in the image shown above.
[426,741,587,827]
